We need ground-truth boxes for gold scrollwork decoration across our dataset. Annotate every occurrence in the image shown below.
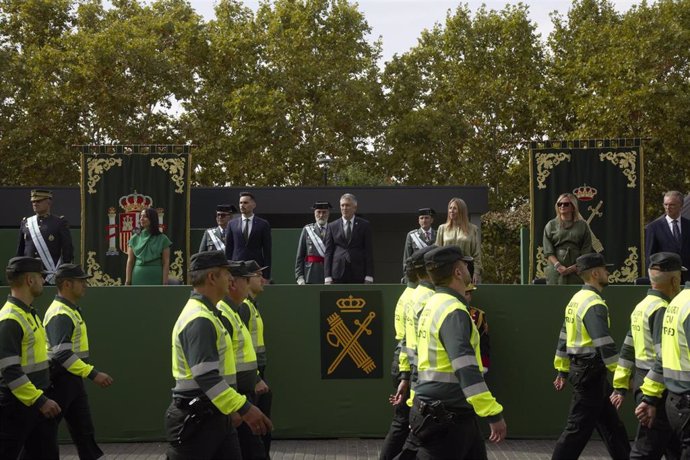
[608,247,639,284]
[150,157,187,193]
[535,246,547,279]
[535,152,571,189]
[85,251,122,286]
[86,158,122,194]
[599,151,638,188]
[169,250,184,282]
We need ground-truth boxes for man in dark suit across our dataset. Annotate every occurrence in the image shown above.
[324,193,374,284]
[225,192,272,280]
[645,190,690,282]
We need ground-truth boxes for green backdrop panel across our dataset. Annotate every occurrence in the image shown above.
[0,284,648,440]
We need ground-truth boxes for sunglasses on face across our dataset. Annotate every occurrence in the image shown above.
[557,202,572,207]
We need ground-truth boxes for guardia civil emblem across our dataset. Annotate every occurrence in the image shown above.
[573,184,604,253]
[105,191,166,255]
[320,291,383,379]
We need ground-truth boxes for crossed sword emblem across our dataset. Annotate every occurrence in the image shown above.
[585,201,604,253]
[326,311,376,375]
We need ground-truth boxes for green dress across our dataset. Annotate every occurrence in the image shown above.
[128,230,172,285]
[543,219,593,285]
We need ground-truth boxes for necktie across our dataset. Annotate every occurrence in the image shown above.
[345,220,352,242]
[673,219,681,242]
[243,218,250,242]
[319,226,325,238]
[425,230,431,242]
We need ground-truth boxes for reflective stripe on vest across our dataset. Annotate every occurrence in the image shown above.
[0,301,49,373]
[244,298,265,352]
[171,299,236,391]
[217,300,257,372]
[662,290,690,382]
[43,299,90,358]
[402,285,435,364]
[631,296,666,370]
[417,293,481,383]
[564,291,605,355]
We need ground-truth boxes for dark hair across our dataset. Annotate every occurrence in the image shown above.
[405,265,419,283]
[239,191,255,200]
[6,270,27,287]
[427,261,459,287]
[142,208,162,236]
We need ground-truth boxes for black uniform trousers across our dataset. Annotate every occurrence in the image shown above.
[666,392,690,460]
[404,402,487,460]
[257,366,272,459]
[0,397,59,460]
[48,370,103,460]
[237,392,266,460]
[379,384,411,460]
[630,368,680,460]
[164,398,241,460]
[552,359,630,460]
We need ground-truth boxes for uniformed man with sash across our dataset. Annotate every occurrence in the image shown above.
[401,208,436,282]
[217,261,267,460]
[0,256,61,459]
[199,204,237,252]
[165,251,271,460]
[17,190,73,284]
[552,253,630,460]
[295,201,331,285]
[609,252,682,459]
[410,246,506,459]
[44,263,114,460]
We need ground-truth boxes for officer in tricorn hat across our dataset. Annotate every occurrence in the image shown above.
[610,252,684,459]
[295,201,332,285]
[165,251,271,460]
[17,189,74,285]
[401,246,506,458]
[199,204,238,252]
[552,253,630,459]
[402,208,436,282]
[0,256,61,458]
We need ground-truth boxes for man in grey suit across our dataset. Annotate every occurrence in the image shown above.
[199,204,237,252]
[324,193,374,284]
[401,208,436,281]
[295,201,331,285]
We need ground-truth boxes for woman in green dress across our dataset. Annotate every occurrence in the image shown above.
[125,207,172,285]
[543,192,593,285]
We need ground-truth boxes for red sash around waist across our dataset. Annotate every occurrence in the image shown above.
[306,255,324,263]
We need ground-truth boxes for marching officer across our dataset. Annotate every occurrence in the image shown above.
[217,261,266,460]
[401,208,436,282]
[17,189,73,284]
[295,201,331,285]
[636,269,690,455]
[609,252,682,459]
[380,257,417,460]
[410,246,506,459]
[165,251,271,460]
[241,260,272,458]
[0,256,61,459]
[552,253,630,459]
[44,263,114,460]
[199,204,237,252]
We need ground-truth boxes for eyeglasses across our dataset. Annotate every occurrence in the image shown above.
[557,202,572,207]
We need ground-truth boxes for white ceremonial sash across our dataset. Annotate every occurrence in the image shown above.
[410,232,428,250]
[207,228,225,251]
[27,216,61,283]
[305,225,326,258]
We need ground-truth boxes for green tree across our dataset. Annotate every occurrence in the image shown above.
[182,0,383,186]
[380,4,545,208]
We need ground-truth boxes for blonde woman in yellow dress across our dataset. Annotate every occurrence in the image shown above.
[435,197,482,283]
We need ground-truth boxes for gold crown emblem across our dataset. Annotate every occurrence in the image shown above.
[336,295,366,313]
[119,191,153,212]
[573,184,597,201]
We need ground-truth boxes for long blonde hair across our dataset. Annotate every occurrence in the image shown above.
[446,197,470,234]
[554,193,583,224]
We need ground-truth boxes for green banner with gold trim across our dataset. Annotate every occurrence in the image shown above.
[529,140,644,284]
[80,148,191,285]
